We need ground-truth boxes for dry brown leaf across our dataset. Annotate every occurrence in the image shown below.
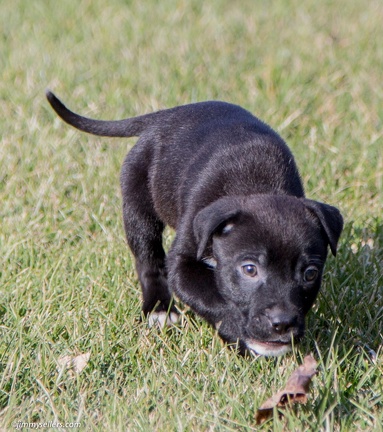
[255,354,318,425]
[57,352,91,374]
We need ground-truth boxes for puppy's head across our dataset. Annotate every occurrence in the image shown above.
[193,194,343,356]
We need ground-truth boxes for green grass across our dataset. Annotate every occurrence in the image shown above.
[1,0,382,430]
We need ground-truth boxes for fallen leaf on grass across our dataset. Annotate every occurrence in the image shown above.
[57,352,91,374]
[255,354,318,425]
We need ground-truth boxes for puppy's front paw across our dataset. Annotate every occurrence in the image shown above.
[215,320,223,330]
[148,311,180,329]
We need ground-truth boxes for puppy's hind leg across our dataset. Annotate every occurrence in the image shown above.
[120,148,178,327]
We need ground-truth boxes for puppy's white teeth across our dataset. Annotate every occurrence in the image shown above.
[148,311,180,329]
[245,339,292,357]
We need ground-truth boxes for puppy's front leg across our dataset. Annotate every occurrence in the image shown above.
[167,251,246,350]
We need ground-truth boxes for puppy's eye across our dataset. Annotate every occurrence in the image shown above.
[304,266,319,282]
[242,264,258,277]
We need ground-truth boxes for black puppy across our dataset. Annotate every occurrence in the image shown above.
[46,91,343,356]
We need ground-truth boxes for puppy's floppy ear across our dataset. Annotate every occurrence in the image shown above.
[193,198,241,260]
[302,199,344,256]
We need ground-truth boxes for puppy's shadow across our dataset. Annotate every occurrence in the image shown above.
[309,222,382,349]
[301,222,382,418]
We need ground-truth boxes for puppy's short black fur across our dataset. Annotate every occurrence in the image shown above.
[46,91,343,356]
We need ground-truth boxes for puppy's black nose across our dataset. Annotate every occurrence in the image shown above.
[268,310,298,335]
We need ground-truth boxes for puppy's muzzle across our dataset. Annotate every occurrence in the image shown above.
[245,307,304,356]
[267,308,299,336]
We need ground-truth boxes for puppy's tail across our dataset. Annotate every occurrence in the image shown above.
[46,90,151,137]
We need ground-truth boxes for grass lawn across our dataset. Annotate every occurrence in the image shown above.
[1,0,382,430]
